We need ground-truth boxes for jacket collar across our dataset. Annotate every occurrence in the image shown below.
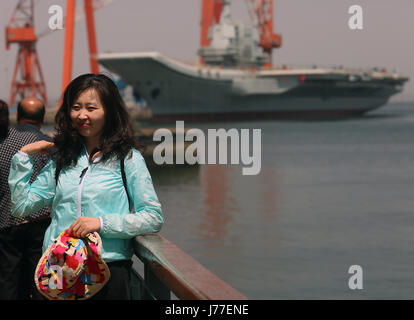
[82,144,102,164]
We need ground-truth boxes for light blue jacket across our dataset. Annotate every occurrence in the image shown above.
[8,147,163,261]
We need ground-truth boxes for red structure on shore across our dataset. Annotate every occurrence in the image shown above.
[61,0,101,97]
[6,0,47,107]
[5,0,108,107]
[200,0,282,68]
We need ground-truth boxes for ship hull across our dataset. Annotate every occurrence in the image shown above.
[98,52,408,121]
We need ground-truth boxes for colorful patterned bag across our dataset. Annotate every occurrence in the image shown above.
[35,229,110,300]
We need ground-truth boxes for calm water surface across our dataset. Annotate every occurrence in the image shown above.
[145,102,414,299]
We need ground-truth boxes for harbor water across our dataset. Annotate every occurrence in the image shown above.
[146,102,414,299]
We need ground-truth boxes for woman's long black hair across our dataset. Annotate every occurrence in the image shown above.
[54,73,141,175]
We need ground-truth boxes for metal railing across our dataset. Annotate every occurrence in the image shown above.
[131,234,247,300]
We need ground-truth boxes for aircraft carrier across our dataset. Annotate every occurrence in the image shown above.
[98,2,408,122]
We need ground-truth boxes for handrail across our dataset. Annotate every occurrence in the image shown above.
[132,234,247,300]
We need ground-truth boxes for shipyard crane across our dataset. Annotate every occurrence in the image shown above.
[200,0,224,50]
[5,0,112,108]
[5,0,47,107]
[245,0,282,67]
[200,0,282,68]
[61,0,111,96]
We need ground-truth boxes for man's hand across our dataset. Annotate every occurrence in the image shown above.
[68,217,101,238]
[20,140,55,155]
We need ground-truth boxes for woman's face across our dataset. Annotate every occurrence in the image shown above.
[70,89,106,142]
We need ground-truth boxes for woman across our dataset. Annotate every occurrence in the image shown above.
[8,74,164,299]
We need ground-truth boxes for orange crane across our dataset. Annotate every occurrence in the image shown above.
[200,0,224,50]
[5,0,47,107]
[61,0,101,97]
[200,0,282,68]
[246,0,282,68]
[60,0,113,102]
[5,0,111,107]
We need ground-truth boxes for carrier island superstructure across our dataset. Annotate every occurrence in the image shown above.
[98,1,408,121]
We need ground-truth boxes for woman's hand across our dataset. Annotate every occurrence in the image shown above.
[20,140,55,155]
[68,217,101,238]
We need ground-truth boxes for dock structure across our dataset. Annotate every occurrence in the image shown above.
[131,234,247,300]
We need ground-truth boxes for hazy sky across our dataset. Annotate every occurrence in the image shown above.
[1,0,413,104]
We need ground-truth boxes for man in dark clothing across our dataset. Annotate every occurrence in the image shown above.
[0,98,52,300]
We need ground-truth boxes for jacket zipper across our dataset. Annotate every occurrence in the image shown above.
[78,166,90,218]
[77,147,101,219]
